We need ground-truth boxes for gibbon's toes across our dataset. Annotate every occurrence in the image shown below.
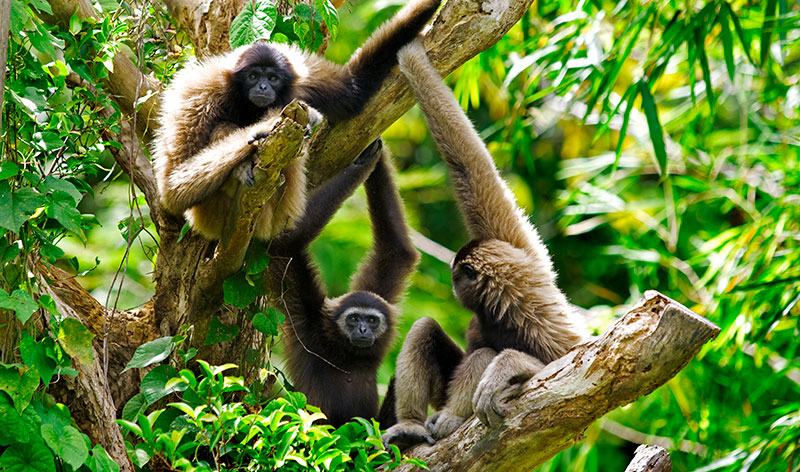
[473,380,508,427]
[382,421,434,450]
[354,139,383,165]
[248,131,271,145]
[232,161,255,187]
[426,409,466,439]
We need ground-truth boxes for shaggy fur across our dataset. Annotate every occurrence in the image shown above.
[382,41,587,447]
[152,0,440,240]
[268,144,419,427]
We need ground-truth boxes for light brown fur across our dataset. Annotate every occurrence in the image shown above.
[384,41,587,445]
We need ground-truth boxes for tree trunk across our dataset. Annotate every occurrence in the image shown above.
[624,445,672,472]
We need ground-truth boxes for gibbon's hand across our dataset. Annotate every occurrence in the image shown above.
[305,106,323,136]
[382,420,435,450]
[472,350,544,427]
[232,159,256,187]
[247,131,271,145]
[426,409,467,439]
[354,139,383,166]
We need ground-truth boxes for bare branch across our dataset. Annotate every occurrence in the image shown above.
[162,0,245,57]
[395,292,720,472]
[624,445,672,472]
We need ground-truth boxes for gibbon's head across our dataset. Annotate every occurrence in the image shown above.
[451,239,539,319]
[330,291,393,350]
[232,43,298,110]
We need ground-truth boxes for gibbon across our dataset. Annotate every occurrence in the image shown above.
[152,0,441,240]
[382,41,587,448]
[267,140,419,427]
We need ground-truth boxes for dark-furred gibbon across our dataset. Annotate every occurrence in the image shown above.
[382,41,588,447]
[267,140,419,427]
[152,0,440,240]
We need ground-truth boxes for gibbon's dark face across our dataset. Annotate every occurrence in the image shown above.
[451,240,485,312]
[233,44,297,110]
[334,292,390,348]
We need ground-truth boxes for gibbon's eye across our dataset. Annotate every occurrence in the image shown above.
[247,72,259,82]
[366,315,379,326]
[346,314,359,325]
[268,74,280,84]
[461,263,478,280]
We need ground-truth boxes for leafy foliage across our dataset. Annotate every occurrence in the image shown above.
[119,360,421,471]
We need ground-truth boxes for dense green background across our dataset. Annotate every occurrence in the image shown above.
[3,0,800,470]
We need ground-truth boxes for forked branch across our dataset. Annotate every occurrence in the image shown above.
[395,291,719,472]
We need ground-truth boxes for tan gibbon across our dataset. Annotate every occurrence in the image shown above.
[152,0,440,240]
[381,40,587,448]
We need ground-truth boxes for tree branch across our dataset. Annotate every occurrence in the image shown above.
[624,445,672,472]
[395,291,720,472]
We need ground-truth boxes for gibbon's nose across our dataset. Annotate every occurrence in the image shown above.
[359,326,367,334]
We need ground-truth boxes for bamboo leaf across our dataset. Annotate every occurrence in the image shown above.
[638,79,667,176]
[760,0,778,66]
[614,85,638,173]
[695,27,715,113]
[719,5,736,80]
[725,3,753,64]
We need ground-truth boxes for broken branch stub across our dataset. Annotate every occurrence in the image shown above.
[397,291,720,472]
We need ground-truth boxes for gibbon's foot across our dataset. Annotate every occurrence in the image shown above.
[248,131,270,145]
[382,420,435,450]
[426,409,466,439]
[354,139,383,166]
[472,350,544,427]
[232,160,256,187]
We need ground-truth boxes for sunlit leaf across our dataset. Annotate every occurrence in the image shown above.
[638,79,667,176]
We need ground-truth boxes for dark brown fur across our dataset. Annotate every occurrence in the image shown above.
[268,143,418,427]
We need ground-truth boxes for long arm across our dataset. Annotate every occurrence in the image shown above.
[397,41,545,256]
[350,150,419,304]
[158,118,276,215]
[298,0,440,121]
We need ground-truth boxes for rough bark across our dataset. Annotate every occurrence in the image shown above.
[394,292,719,472]
[624,445,672,472]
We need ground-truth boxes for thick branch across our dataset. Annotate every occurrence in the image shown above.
[396,291,720,472]
[306,0,534,186]
[162,0,245,57]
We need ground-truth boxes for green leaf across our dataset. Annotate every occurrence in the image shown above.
[0,395,40,446]
[121,393,147,422]
[58,318,95,366]
[694,28,715,113]
[614,85,638,169]
[0,365,40,414]
[638,79,667,176]
[252,311,277,336]
[122,336,175,373]
[141,365,181,405]
[41,424,88,469]
[229,0,278,48]
[46,192,85,238]
[0,438,55,472]
[725,3,753,64]
[718,6,736,81]
[9,0,28,35]
[314,0,339,38]
[0,161,19,180]
[0,289,39,324]
[42,176,82,206]
[223,271,260,308]
[19,336,58,385]
[0,183,45,233]
[204,316,240,345]
[760,0,778,65]
[85,445,120,472]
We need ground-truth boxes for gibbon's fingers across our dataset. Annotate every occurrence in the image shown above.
[426,409,466,440]
[472,349,544,427]
[350,148,418,302]
[247,131,270,145]
[231,160,255,187]
[397,40,544,256]
[382,421,435,450]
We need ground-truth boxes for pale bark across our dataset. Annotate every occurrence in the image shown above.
[394,292,719,472]
[0,0,10,131]
[624,445,672,472]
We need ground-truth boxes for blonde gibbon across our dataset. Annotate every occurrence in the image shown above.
[381,41,587,448]
[152,0,440,240]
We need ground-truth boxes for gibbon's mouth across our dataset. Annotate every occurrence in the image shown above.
[351,337,375,348]
[250,94,275,108]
